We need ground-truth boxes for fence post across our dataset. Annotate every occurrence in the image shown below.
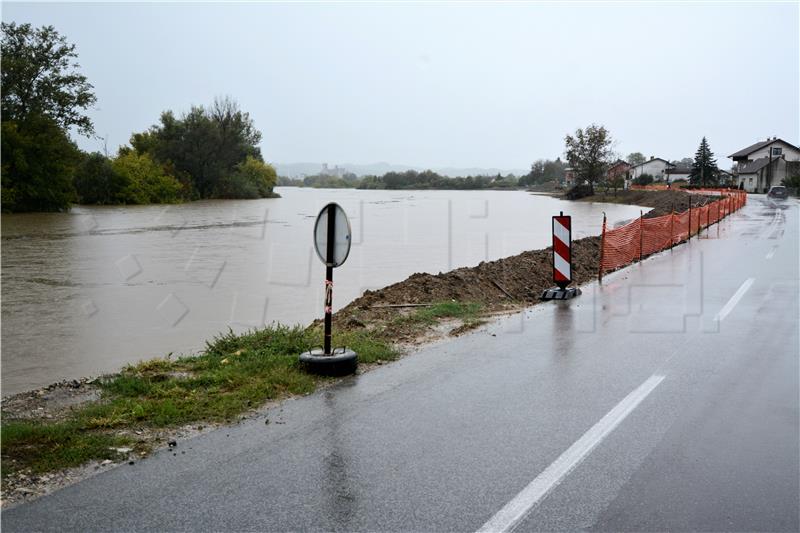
[598,212,606,283]
[704,202,708,234]
[670,204,675,250]
[639,210,644,261]
[688,196,692,240]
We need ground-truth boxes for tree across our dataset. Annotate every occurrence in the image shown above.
[74,152,129,204]
[130,97,262,199]
[565,124,613,193]
[1,114,79,212]
[1,22,96,136]
[607,173,625,195]
[689,137,720,186]
[671,157,693,168]
[520,158,567,187]
[626,152,646,166]
[112,152,183,204]
[215,156,277,199]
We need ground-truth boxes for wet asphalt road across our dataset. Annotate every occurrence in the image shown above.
[4,195,798,532]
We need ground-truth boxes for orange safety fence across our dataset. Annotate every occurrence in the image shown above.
[599,189,746,280]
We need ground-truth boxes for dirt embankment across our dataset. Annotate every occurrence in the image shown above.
[580,189,716,218]
[333,236,601,341]
[333,189,715,340]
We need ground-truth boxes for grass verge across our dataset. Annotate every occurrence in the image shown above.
[393,301,482,328]
[1,324,398,481]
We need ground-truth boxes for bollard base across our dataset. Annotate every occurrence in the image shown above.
[540,287,582,300]
[299,348,358,376]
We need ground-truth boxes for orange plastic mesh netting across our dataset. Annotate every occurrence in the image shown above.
[598,190,744,278]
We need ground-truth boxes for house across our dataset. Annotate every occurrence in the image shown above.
[664,166,692,183]
[628,157,674,186]
[729,138,800,192]
[736,157,787,193]
[605,160,631,182]
[563,167,577,188]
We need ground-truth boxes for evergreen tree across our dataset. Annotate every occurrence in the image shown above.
[690,137,719,186]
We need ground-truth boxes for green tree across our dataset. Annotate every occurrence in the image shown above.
[1,22,96,136]
[671,157,693,168]
[520,158,566,187]
[216,156,277,198]
[74,153,129,204]
[1,114,79,212]
[608,173,625,195]
[689,137,719,186]
[131,97,262,199]
[565,124,613,193]
[783,174,800,190]
[626,152,646,166]
[112,152,182,204]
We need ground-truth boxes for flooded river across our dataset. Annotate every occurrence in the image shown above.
[1,188,644,395]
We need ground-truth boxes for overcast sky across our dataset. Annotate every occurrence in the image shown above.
[4,1,799,171]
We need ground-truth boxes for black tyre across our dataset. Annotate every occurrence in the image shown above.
[299,348,358,376]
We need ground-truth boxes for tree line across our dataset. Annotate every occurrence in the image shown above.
[279,169,534,190]
[1,23,276,213]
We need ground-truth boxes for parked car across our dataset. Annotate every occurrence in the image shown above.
[767,186,788,199]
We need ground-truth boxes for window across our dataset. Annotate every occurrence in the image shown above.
[772,147,782,156]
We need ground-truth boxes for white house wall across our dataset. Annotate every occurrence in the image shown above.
[631,160,670,179]
[746,142,800,163]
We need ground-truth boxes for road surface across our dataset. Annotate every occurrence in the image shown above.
[4,194,798,532]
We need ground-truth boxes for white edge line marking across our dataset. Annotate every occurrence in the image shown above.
[714,278,755,323]
[477,374,665,533]
[765,246,778,260]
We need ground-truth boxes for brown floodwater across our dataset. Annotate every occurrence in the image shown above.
[1,187,644,395]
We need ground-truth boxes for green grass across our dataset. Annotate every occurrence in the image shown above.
[1,324,397,481]
[394,301,483,328]
[1,421,134,475]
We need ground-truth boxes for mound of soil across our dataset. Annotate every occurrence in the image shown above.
[582,189,716,219]
[334,189,713,338]
[335,236,601,335]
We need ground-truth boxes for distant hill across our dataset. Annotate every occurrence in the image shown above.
[274,161,528,178]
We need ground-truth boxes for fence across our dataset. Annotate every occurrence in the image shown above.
[598,189,746,281]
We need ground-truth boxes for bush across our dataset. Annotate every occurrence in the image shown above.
[214,173,260,199]
[565,184,594,199]
[74,153,130,204]
[782,174,800,190]
[216,156,277,199]
[633,173,654,185]
[112,152,183,204]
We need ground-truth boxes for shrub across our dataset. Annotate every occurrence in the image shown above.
[216,156,277,199]
[633,173,654,186]
[74,153,130,204]
[112,152,183,204]
[565,184,594,199]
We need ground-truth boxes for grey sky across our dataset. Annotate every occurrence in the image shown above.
[4,2,799,171]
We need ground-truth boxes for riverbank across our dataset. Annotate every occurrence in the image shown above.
[0,188,706,507]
